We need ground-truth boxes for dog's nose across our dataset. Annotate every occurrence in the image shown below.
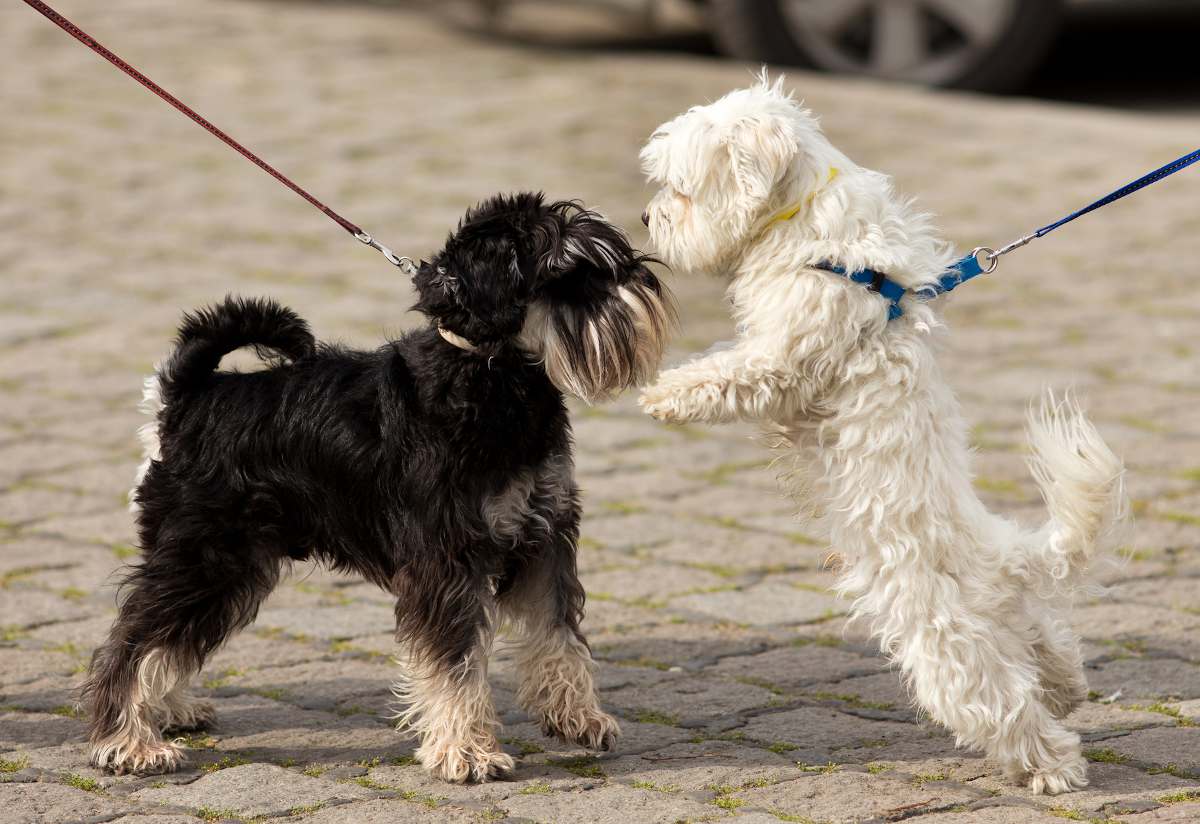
[641,210,650,227]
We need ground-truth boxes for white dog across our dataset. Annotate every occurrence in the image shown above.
[638,76,1127,794]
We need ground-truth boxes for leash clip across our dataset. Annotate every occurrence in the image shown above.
[356,231,418,276]
[973,230,1039,274]
[970,247,999,275]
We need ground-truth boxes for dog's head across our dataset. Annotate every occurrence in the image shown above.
[640,74,844,274]
[414,192,674,402]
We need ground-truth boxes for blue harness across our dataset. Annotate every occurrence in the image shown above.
[819,148,1200,321]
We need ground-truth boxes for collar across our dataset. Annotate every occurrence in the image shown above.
[438,326,478,352]
[764,167,840,228]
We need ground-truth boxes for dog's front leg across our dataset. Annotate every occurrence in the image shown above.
[640,345,800,425]
[500,539,619,753]
[391,571,513,783]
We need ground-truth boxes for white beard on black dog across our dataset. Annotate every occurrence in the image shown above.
[84,192,674,783]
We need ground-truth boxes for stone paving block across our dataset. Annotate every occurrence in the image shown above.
[583,562,728,603]
[0,588,95,630]
[739,706,945,763]
[604,672,776,728]
[670,580,843,626]
[731,769,985,824]
[1065,701,1171,735]
[0,487,117,528]
[576,596,663,632]
[0,781,131,824]
[601,739,797,791]
[27,506,139,548]
[578,511,704,551]
[801,671,915,721]
[0,712,86,752]
[648,529,827,574]
[1085,657,1200,702]
[496,780,725,824]
[130,762,374,818]
[0,675,80,717]
[290,798,479,823]
[589,627,783,675]
[251,604,396,641]
[1099,726,1200,774]
[711,644,887,694]
[24,615,116,651]
[201,630,336,674]
[1037,762,1199,818]
[0,537,109,577]
[913,803,1071,823]
[577,467,708,506]
[1118,803,1200,823]
[0,649,78,686]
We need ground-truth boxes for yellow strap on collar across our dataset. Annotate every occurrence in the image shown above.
[765,167,839,228]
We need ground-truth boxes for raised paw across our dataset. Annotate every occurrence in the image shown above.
[92,738,185,775]
[543,708,621,752]
[417,738,515,784]
[638,386,685,424]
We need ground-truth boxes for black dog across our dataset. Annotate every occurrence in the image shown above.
[83,192,674,782]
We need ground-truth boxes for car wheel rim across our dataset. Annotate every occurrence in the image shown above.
[779,0,1018,84]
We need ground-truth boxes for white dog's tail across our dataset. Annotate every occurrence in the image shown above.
[1024,391,1127,586]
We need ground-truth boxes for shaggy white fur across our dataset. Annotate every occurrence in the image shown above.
[638,75,1127,795]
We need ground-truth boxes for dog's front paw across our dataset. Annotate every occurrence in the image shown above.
[543,708,620,752]
[639,387,687,424]
[417,737,515,784]
[639,374,705,424]
[92,738,185,775]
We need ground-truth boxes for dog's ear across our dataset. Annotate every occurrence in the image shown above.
[532,202,631,281]
[724,115,796,205]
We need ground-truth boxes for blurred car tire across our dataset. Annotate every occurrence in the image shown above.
[708,0,1065,92]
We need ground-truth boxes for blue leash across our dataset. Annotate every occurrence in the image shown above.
[821,148,1200,320]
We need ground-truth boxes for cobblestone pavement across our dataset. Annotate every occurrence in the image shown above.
[3,1,1200,822]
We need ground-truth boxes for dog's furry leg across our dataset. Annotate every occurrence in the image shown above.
[84,524,280,774]
[887,588,1088,795]
[1030,605,1089,720]
[641,347,800,425]
[392,575,512,783]
[84,645,187,775]
[501,555,619,752]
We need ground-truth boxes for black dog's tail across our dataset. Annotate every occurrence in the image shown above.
[160,296,315,399]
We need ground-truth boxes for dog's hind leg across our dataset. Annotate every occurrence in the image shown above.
[391,569,513,783]
[895,594,1088,795]
[84,532,279,774]
[1030,605,1089,720]
[499,542,620,752]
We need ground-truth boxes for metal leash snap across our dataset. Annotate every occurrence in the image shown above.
[356,232,418,276]
[969,247,999,274]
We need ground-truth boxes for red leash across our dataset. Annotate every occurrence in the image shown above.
[20,0,413,271]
